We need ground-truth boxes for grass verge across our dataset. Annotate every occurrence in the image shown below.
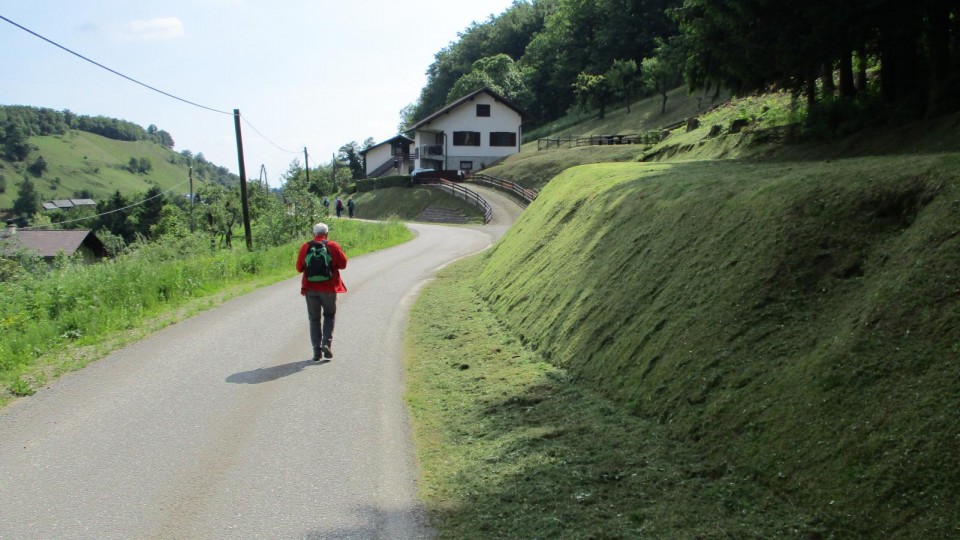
[406,256,827,538]
[0,219,412,405]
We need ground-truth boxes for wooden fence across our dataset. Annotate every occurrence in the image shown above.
[470,173,538,207]
[536,130,666,151]
[416,178,492,223]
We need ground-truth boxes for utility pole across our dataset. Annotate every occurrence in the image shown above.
[188,165,194,233]
[304,147,310,188]
[331,153,337,193]
[233,109,253,251]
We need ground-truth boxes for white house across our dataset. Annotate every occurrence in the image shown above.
[361,135,415,178]
[405,87,532,174]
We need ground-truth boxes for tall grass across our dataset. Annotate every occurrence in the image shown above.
[0,219,411,396]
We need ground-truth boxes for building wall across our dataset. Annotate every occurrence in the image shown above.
[364,144,394,176]
[413,92,522,171]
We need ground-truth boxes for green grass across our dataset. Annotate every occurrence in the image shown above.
[352,186,485,222]
[523,85,730,144]
[0,219,412,403]
[0,130,204,209]
[407,153,960,537]
[406,256,827,538]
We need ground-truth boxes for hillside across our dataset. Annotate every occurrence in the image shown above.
[352,186,485,223]
[0,129,235,212]
[405,101,960,536]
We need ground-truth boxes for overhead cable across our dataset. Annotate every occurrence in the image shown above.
[0,14,232,116]
[22,178,192,230]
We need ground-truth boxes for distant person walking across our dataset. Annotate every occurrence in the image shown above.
[347,197,356,218]
[322,196,330,216]
[335,197,344,218]
[296,222,348,361]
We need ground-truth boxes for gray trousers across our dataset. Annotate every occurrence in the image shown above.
[305,292,337,354]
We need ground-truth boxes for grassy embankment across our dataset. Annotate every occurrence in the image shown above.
[0,131,203,209]
[352,186,485,222]
[405,111,960,535]
[0,218,411,404]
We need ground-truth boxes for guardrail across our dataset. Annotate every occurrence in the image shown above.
[417,178,492,223]
[470,173,538,207]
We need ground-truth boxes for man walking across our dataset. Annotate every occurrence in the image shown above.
[296,222,347,361]
[347,196,356,218]
[335,197,344,218]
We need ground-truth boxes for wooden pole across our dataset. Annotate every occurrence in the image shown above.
[304,147,310,188]
[188,165,194,233]
[233,109,253,251]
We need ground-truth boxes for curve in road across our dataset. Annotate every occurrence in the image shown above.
[0,191,525,539]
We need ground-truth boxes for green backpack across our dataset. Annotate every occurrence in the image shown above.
[304,240,333,282]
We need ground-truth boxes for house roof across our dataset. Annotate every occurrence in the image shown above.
[406,87,533,132]
[359,135,414,155]
[41,198,96,211]
[0,229,109,259]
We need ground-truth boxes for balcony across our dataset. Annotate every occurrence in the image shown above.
[419,144,444,158]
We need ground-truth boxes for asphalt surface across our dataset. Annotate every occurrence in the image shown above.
[0,187,525,539]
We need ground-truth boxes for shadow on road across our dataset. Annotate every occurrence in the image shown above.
[226,359,327,384]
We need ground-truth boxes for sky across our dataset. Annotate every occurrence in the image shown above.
[0,0,518,185]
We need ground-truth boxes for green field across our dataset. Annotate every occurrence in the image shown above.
[0,130,209,210]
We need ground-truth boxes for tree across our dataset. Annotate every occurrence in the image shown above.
[197,184,241,248]
[447,54,533,109]
[138,157,152,174]
[606,59,639,113]
[338,141,368,180]
[136,186,166,238]
[27,155,48,177]
[640,37,684,114]
[94,190,136,243]
[13,177,40,218]
[573,72,613,119]
[0,174,6,193]
[2,123,31,161]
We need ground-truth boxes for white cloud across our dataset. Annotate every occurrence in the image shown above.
[117,17,185,42]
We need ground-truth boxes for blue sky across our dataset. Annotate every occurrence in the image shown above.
[1,0,517,183]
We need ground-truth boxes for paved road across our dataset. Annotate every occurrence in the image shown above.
[0,190,524,539]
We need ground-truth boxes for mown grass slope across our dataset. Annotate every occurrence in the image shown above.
[468,156,959,536]
[352,186,485,222]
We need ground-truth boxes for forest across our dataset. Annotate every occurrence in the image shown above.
[404,0,960,130]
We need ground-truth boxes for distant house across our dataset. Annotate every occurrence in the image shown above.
[41,198,96,211]
[361,135,415,178]
[0,226,110,264]
[406,87,533,174]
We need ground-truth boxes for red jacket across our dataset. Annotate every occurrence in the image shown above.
[296,234,348,295]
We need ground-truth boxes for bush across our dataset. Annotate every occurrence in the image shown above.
[355,175,412,192]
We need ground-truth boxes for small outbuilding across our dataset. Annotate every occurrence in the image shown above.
[0,225,110,264]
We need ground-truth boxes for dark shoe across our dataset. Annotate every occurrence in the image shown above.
[312,351,322,362]
[321,344,333,359]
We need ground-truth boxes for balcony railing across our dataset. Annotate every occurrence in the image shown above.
[419,144,444,158]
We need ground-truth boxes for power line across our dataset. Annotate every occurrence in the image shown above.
[22,178,192,230]
[242,116,299,154]
[0,14,232,116]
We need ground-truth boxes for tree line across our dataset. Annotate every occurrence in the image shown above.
[0,105,175,163]
[403,0,960,132]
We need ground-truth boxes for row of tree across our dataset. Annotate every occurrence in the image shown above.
[0,105,175,164]
[403,0,960,130]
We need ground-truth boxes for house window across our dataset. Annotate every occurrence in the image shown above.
[459,161,473,171]
[489,131,517,147]
[452,131,481,146]
[476,104,491,117]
